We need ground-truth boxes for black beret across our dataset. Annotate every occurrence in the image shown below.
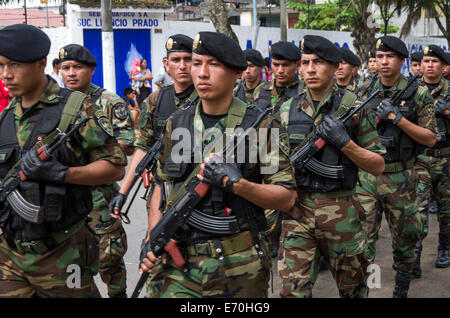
[301,35,341,64]
[339,47,361,66]
[447,53,450,65]
[243,49,264,66]
[269,41,301,61]
[59,44,97,67]
[376,36,409,58]
[423,45,450,64]
[165,34,193,54]
[192,32,247,71]
[409,51,423,62]
[0,24,50,62]
[368,50,377,59]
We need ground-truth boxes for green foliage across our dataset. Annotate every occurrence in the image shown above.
[379,24,400,33]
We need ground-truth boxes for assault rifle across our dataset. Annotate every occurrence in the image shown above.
[0,115,92,224]
[131,106,271,298]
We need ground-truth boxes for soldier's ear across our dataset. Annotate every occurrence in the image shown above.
[37,57,47,71]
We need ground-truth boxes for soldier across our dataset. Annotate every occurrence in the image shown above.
[410,51,424,78]
[0,24,127,297]
[59,44,134,298]
[356,50,379,99]
[234,49,265,104]
[277,35,385,298]
[139,31,296,298]
[412,45,450,277]
[355,36,437,297]
[444,53,450,82]
[335,47,361,93]
[368,50,378,78]
[252,41,303,256]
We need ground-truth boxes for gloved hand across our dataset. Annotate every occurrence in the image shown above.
[376,99,403,125]
[435,99,450,116]
[109,192,127,214]
[316,115,351,150]
[202,155,242,193]
[20,150,68,184]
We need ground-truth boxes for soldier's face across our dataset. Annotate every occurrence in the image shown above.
[243,61,262,83]
[376,51,404,79]
[164,52,193,86]
[300,53,338,92]
[368,58,378,73]
[271,59,299,87]
[60,60,95,92]
[0,55,45,97]
[422,56,443,82]
[191,53,241,101]
[335,61,353,82]
[410,61,422,76]
[444,64,450,78]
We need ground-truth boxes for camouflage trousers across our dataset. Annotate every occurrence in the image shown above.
[415,154,450,240]
[145,231,271,298]
[278,193,369,298]
[264,209,282,251]
[356,168,422,275]
[0,223,100,298]
[89,184,128,297]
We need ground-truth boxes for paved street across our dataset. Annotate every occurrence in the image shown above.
[95,166,449,298]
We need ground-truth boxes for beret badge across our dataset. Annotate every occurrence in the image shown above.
[424,46,430,55]
[376,39,382,49]
[166,38,174,50]
[193,34,200,50]
[59,48,66,59]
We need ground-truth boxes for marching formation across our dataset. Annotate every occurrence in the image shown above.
[0,23,448,298]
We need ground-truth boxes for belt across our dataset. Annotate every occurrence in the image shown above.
[185,230,254,257]
[4,220,85,255]
[384,158,415,173]
[423,147,450,157]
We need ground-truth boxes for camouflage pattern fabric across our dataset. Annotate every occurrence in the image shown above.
[86,83,134,297]
[0,77,127,297]
[356,169,422,274]
[0,224,101,298]
[277,82,384,298]
[233,79,261,104]
[151,98,295,298]
[278,194,369,298]
[342,77,359,93]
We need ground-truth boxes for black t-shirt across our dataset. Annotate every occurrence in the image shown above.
[175,84,195,104]
[424,82,440,95]
[200,108,227,130]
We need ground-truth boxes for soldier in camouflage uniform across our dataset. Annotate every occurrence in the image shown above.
[139,32,296,298]
[335,47,361,93]
[355,36,437,297]
[277,35,385,298]
[109,34,197,297]
[252,41,303,257]
[409,51,424,78]
[412,45,450,277]
[59,44,134,298]
[0,24,127,297]
[234,49,265,104]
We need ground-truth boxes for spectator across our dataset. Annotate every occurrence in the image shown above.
[0,78,11,113]
[123,87,140,132]
[154,64,173,89]
[129,58,152,103]
[50,58,65,87]
[263,57,273,81]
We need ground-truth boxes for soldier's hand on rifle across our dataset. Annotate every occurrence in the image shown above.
[376,99,403,125]
[20,149,69,184]
[199,154,242,193]
[109,192,127,220]
[139,249,167,274]
[435,98,450,117]
[316,115,351,150]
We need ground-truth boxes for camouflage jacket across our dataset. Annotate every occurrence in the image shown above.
[3,77,127,167]
[278,82,386,158]
[233,79,264,104]
[87,83,135,147]
[419,77,449,101]
[340,77,359,93]
[360,75,437,134]
[156,97,296,197]
[252,78,304,112]
[135,85,198,151]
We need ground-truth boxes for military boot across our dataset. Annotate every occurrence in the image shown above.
[411,242,422,278]
[435,233,449,268]
[392,272,411,298]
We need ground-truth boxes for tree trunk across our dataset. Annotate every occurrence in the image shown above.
[207,0,239,43]
[351,18,378,78]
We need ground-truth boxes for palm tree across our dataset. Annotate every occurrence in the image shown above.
[207,0,239,43]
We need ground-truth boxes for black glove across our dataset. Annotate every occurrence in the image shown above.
[109,192,127,214]
[376,99,403,125]
[435,99,450,116]
[20,150,68,184]
[202,155,242,193]
[316,115,351,150]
